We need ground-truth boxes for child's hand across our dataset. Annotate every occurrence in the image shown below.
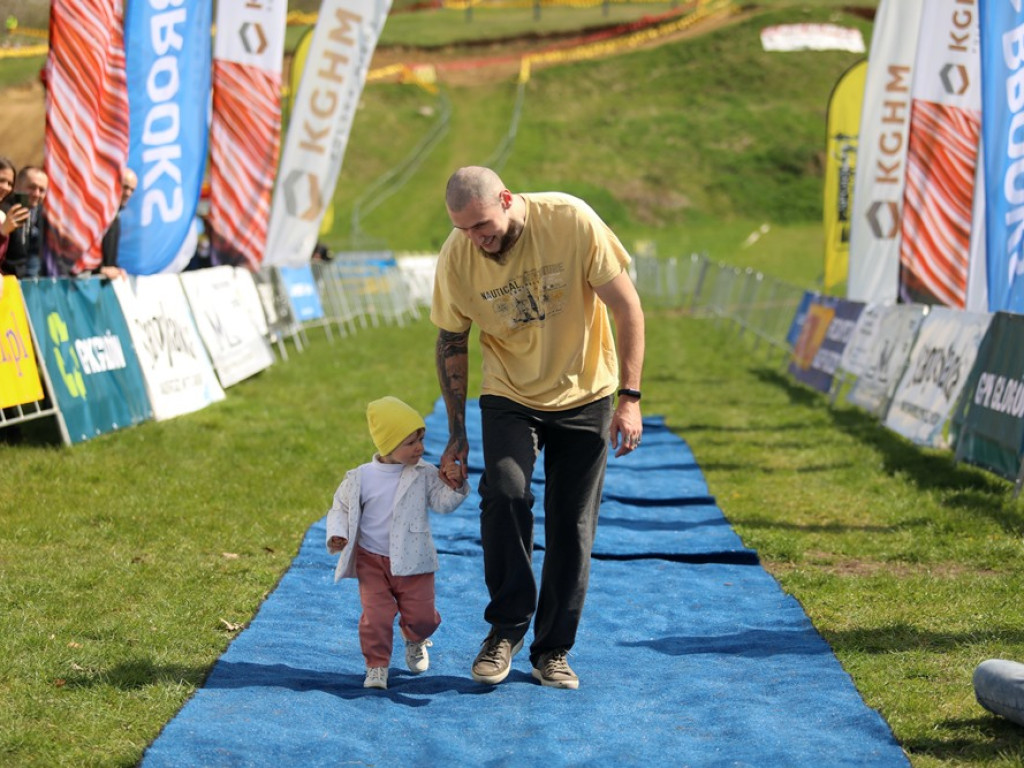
[442,461,464,485]
[328,536,348,554]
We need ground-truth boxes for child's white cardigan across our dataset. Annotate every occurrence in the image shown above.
[325,458,469,582]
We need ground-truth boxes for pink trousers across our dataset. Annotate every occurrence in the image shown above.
[355,546,441,668]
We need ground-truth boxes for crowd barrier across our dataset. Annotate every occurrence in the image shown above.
[633,252,1024,497]
[0,253,427,446]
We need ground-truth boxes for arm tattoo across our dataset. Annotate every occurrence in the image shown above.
[436,329,469,439]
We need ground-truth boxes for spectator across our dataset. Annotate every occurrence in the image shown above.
[0,160,35,276]
[0,165,48,279]
[94,167,137,280]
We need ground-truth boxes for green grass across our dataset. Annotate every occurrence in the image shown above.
[3,311,1024,766]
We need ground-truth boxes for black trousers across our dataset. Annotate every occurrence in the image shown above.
[477,394,612,665]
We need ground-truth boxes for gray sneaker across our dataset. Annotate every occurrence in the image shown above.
[532,649,579,689]
[471,633,523,684]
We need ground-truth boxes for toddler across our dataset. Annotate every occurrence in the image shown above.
[326,396,468,690]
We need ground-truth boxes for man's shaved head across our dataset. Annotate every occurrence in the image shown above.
[445,166,505,213]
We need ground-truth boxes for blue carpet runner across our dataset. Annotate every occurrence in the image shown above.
[141,399,909,767]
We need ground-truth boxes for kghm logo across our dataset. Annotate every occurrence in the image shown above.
[238,21,267,55]
[867,200,900,239]
[940,63,969,96]
[47,312,86,399]
[282,170,323,221]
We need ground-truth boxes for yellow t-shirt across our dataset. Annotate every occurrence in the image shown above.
[431,192,630,410]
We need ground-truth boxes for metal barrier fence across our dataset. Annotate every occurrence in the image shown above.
[633,252,807,358]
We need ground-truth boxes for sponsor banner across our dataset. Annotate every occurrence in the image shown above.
[208,0,288,269]
[842,303,928,417]
[979,3,1024,313]
[788,295,860,394]
[951,312,1024,480]
[823,59,867,293]
[848,0,924,304]
[264,0,393,267]
[120,0,213,275]
[179,266,275,387]
[278,264,324,321]
[883,306,991,447]
[0,276,45,408]
[45,0,130,273]
[784,290,819,348]
[21,278,152,444]
[111,275,225,421]
[899,0,982,309]
[760,24,865,53]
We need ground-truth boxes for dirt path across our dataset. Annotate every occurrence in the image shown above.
[0,79,46,167]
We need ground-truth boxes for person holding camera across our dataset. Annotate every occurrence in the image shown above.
[0,165,48,279]
[0,156,31,271]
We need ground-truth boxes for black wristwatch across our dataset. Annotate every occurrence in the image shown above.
[617,388,642,401]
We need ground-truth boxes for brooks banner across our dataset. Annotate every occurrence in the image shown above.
[120,0,213,275]
[208,0,288,269]
[45,0,130,274]
[264,0,393,267]
[848,0,924,304]
[840,303,927,417]
[883,306,991,448]
[0,277,45,408]
[951,312,1024,481]
[899,0,983,309]
[823,59,867,293]
[979,2,1024,313]
[20,279,152,444]
[112,275,225,421]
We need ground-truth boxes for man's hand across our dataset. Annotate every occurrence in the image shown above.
[439,436,469,489]
[610,398,643,458]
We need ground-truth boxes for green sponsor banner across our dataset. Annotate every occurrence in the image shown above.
[21,278,152,444]
[951,312,1024,480]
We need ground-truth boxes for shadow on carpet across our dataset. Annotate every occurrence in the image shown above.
[141,399,909,767]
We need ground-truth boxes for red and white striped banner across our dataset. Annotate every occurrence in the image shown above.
[207,0,288,270]
[45,0,129,274]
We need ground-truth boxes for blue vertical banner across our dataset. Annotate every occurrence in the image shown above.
[119,0,213,275]
[21,279,152,443]
[980,1,1024,312]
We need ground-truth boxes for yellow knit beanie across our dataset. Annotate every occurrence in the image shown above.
[366,396,426,457]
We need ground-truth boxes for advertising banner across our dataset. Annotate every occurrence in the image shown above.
[119,0,213,275]
[883,306,991,447]
[21,278,151,444]
[951,312,1024,480]
[45,0,130,273]
[899,0,982,309]
[848,0,924,304]
[0,276,45,408]
[979,2,1024,313]
[112,275,225,421]
[788,295,857,394]
[179,266,275,387]
[784,290,819,348]
[842,303,927,417]
[264,0,393,267]
[207,0,288,269]
[823,59,866,294]
[278,264,324,322]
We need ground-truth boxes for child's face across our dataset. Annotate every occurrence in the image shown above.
[385,428,425,466]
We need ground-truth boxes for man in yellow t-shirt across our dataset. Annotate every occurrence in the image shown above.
[431,166,646,690]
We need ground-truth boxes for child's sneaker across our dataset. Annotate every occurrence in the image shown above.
[364,666,388,689]
[404,638,433,674]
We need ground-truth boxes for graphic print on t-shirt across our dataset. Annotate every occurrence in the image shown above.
[480,263,566,330]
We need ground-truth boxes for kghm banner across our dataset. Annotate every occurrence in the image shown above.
[0,276,45,408]
[264,0,393,267]
[208,0,288,269]
[20,279,152,444]
[823,59,866,294]
[979,2,1024,313]
[45,0,130,273]
[847,0,924,304]
[952,312,1024,481]
[899,0,982,309]
[120,0,213,275]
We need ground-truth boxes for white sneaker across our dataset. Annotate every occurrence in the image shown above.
[364,666,388,690]
[404,638,433,674]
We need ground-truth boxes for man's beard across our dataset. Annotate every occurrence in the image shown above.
[478,220,523,263]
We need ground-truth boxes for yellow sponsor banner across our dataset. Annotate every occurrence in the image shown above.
[823,59,866,295]
[0,276,45,408]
